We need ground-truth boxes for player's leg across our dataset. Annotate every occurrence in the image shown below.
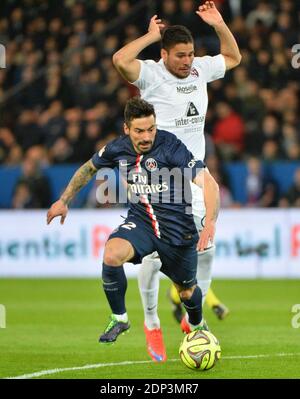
[167,246,214,323]
[99,217,155,344]
[175,283,206,331]
[99,237,134,343]
[206,287,230,320]
[138,253,167,362]
[167,236,216,325]
[138,253,161,329]
[168,282,183,323]
[193,184,230,320]
[158,242,207,332]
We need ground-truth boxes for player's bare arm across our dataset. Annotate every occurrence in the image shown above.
[47,159,97,225]
[112,15,165,82]
[196,1,241,70]
[193,169,220,251]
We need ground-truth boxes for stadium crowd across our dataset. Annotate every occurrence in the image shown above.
[0,0,299,208]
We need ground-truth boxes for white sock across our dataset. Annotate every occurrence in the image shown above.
[185,313,205,331]
[196,246,214,304]
[113,313,128,323]
[138,253,162,330]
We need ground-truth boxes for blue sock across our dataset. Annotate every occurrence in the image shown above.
[182,286,203,325]
[102,263,127,315]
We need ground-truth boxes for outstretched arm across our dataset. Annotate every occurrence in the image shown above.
[47,159,98,225]
[196,1,241,70]
[112,15,165,82]
[193,168,220,251]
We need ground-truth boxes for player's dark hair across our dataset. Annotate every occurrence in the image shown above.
[161,25,194,51]
[124,97,156,126]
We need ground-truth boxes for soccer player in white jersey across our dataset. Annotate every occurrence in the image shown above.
[112,1,241,362]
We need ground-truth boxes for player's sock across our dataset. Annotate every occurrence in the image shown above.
[186,314,208,331]
[138,256,161,329]
[113,313,128,323]
[102,263,127,315]
[196,246,229,320]
[168,283,184,323]
[170,283,181,305]
[206,287,221,308]
[181,286,202,326]
[196,246,214,305]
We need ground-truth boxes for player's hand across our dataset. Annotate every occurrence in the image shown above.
[47,199,68,225]
[148,15,165,41]
[196,1,224,27]
[197,221,215,252]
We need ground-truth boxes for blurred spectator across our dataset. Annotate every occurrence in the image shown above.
[205,154,237,208]
[279,168,300,208]
[12,182,36,209]
[245,157,263,206]
[179,0,200,38]
[260,113,281,151]
[212,102,245,160]
[12,156,52,208]
[0,127,16,164]
[160,0,179,25]
[245,157,279,207]
[14,109,44,151]
[281,123,300,161]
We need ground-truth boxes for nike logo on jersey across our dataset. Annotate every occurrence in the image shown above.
[119,160,130,167]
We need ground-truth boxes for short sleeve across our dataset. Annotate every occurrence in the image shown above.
[167,136,205,180]
[194,54,226,83]
[91,142,116,170]
[132,59,157,90]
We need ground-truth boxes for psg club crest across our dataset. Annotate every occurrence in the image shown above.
[145,158,158,172]
[190,67,199,77]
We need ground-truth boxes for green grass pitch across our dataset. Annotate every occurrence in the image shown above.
[0,278,300,379]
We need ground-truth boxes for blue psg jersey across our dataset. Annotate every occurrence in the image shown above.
[92,130,205,246]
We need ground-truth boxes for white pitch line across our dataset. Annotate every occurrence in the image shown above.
[5,353,300,380]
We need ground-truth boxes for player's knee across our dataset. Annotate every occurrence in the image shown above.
[103,247,125,266]
[178,285,196,301]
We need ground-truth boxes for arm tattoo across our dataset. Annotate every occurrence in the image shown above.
[60,159,97,205]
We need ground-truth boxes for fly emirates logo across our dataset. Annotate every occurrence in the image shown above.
[128,174,168,195]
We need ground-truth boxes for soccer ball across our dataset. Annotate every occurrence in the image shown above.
[179,330,221,371]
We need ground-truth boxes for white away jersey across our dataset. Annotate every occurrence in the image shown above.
[132,54,226,161]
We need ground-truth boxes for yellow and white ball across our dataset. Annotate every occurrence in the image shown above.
[179,330,221,371]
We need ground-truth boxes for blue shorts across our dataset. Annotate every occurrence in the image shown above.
[109,216,197,289]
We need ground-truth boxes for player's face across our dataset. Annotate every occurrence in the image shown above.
[161,42,195,79]
[124,115,157,154]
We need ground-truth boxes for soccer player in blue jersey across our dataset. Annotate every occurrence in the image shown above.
[47,97,220,361]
